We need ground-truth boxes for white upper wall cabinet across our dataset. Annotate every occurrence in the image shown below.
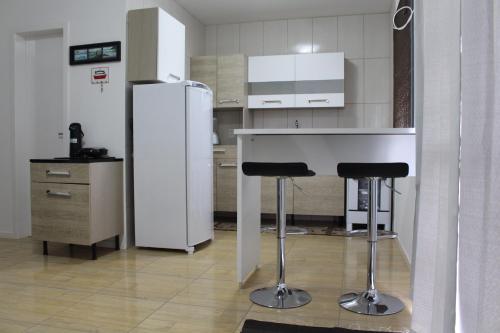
[248,52,345,109]
[295,53,344,81]
[128,7,185,83]
[248,55,295,82]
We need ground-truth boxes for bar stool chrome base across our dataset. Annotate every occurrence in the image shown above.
[250,285,312,309]
[339,290,404,316]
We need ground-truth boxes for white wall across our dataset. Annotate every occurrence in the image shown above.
[0,0,127,239]
[393,177,416,263]
[204,14,393,129]
[0,0,205,245]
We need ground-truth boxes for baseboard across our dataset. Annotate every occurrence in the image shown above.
[0,231,18,239]
[396,237,412,268]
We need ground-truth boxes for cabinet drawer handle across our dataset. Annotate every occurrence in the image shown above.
[218,99,240,104]
[262,100,282,104]
[46,190,72,198]
[219,163,237,168]
[213,148,227,153]
[308,99,329,103]
[168,73,181,81]
[46,170,71,177]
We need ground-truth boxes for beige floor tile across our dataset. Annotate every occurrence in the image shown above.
[0,230,412,331]
[135,303,246,333]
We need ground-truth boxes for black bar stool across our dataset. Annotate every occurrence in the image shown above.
[337,162,408,316]
[242,162,315,309]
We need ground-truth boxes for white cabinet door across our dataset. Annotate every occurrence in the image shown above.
[295,93,344,108]
[157,9,185,82]
[248,55,295,82]
[295,52,344,81]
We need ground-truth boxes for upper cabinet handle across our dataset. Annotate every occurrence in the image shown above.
[46,170,71,177]
[218,99,240,104]
[168,73,181,81]
[262,100,282,104]
[308,99,329,103]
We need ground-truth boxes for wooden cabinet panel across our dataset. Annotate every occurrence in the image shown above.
[213,145,237,159]
[31,182,90,245]
[31,161,123,247]
[127,7,185,83]
[216,55,247,108]
[293,176,345,216]
[191,56,217,106]
[215,159,237,212]
[31,163,89,184]
[261,177,294,214]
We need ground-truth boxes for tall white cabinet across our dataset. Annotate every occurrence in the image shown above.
[127,7,185,83]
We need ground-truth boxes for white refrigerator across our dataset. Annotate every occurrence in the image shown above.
[133,81,213,253]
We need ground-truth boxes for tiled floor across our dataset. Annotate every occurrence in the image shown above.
[0,231,412,332]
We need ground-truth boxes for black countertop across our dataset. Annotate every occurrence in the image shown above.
[30,157,123,163]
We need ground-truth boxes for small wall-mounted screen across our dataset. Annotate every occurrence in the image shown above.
[70,41,120,65]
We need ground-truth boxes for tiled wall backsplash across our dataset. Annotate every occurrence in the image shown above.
[205,13,393,129]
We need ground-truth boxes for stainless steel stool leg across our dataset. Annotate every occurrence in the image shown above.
[339,178,404,316]
[250,177,311,309]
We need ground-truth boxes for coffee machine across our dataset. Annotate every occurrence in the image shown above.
[69,123,84,157]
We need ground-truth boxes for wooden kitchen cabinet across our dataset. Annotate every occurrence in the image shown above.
[215,158,237,212]
[191,54,247,109]
[216,55,247,108]
[292,176,345,216]
[127,7,185,83]
[30,159,123,259]
[191,56,217,106]
[212,146,344,217]
[261,177,294,214]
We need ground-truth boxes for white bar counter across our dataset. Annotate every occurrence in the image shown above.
[235,128,416,285]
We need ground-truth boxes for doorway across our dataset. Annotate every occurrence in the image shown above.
[14,27,67,237]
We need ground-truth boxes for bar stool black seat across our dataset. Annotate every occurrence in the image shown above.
[242,162,315,309]
[337,162,408,316]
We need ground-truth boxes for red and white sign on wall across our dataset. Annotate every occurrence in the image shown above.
[91,67,109,84]
[91,67,109,93]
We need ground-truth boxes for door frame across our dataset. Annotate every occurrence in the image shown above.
[12,23,70,238]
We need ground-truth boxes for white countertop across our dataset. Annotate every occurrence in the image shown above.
[234,128,416,135]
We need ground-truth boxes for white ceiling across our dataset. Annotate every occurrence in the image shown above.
[175,0,393,25]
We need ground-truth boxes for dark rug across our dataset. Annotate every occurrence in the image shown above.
[214,222,347,236]
[241,320,398,333]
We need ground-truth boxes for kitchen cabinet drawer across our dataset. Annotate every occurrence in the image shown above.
[261,177,294,214]
[216,55,247,108]
[293,176,345,216]
[213,145,236,159]
[31,163,89,184]
[248,55,295,82]
[295,93,344,108]
[191,56,217,106]
[215,159,237,212]
[295,52,344,81]
[248,94,295,109]
[31,182,90,244]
